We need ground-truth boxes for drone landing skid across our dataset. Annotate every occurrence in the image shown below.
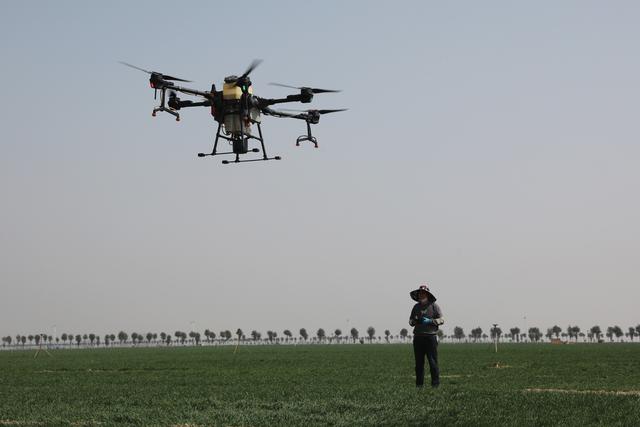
[153,106,180,121]
[296,121,319,148]
[198,123,281,165]
[222,156,281,164]
[151,88,180,121]
[296,135,318,148]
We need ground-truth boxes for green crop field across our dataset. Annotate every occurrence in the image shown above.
[1,343,639,426]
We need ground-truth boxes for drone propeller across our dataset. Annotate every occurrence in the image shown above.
[119,61,192,82]
[269,83,341,94]
[280,108,348,115]
[231,59,263,87]
[240,59,262,81]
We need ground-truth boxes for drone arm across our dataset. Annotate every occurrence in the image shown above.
[261,107,307,120]
[171,100,211,110]
[257,94,312,108]
[167,85,211,99]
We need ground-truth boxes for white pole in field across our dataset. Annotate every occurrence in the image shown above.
[493,323,498,353]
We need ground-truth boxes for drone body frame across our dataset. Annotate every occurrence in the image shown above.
[121,60,346,164]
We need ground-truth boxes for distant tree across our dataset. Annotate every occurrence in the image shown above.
[545,328,553,340]
[510,327,520,343]
[335,329,343,343]
[636,325,640,337]
[606,327,614,342]
[399,328,408,341]
[384,330,390,343]
[571,326,580,342]
[235,329,243,342]
[528,327,542,342]
[299,328,308,341]
[131,333,139,344]
[251,330,261,341]
[89,334,96,345]
[366,327,375,343]
[453,327,465,342]
[75,335,82,346]
[551,325,562,339]
[628,327,637,342]
[470,327,483,342]
[165,335,172,345]
[590,326,602,341]
[61,333,68,345]
[189,331,201,345]
[283,330,292,342]
[350,328,359,343]
[612,326,624,341]
[317,328,326,342]
[146,332,153,344]
[266,331,275,343]
[21,336,26,346]
[104,335,110,346]
[118,331,128,344]
[34,335,41,346]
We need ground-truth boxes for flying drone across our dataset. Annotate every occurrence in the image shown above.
[121,60,346,164]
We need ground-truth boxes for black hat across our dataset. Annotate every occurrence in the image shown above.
[410,284,436,302]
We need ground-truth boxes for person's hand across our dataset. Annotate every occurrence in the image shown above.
[421,317,433,325]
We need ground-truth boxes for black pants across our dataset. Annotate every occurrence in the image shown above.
[413,335,439,386]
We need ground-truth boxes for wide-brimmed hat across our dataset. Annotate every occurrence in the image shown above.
[410,284,436,302]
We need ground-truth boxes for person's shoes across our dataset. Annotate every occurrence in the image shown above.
[431,383,440,388]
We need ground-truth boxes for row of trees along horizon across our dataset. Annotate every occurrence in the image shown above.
[3,324,640,348]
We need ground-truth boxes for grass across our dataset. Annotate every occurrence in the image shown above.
[1,343,639,426]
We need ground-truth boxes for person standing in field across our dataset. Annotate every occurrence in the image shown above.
[409,284,444,388]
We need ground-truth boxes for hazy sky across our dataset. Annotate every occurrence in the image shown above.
[1,1,639,339]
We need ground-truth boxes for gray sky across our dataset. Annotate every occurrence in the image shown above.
[1,1,639,338]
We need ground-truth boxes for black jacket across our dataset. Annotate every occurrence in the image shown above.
[409,302,444,336]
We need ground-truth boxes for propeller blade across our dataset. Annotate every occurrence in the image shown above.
[119,61,152,74]
[119,61,191,82]
[317,109,348,114]
[279,108,348,114]
[162,74,192,83]
[310,88,341,94]
[269,83,341,94]
[239,59,263,80]
[269,83,300,90]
